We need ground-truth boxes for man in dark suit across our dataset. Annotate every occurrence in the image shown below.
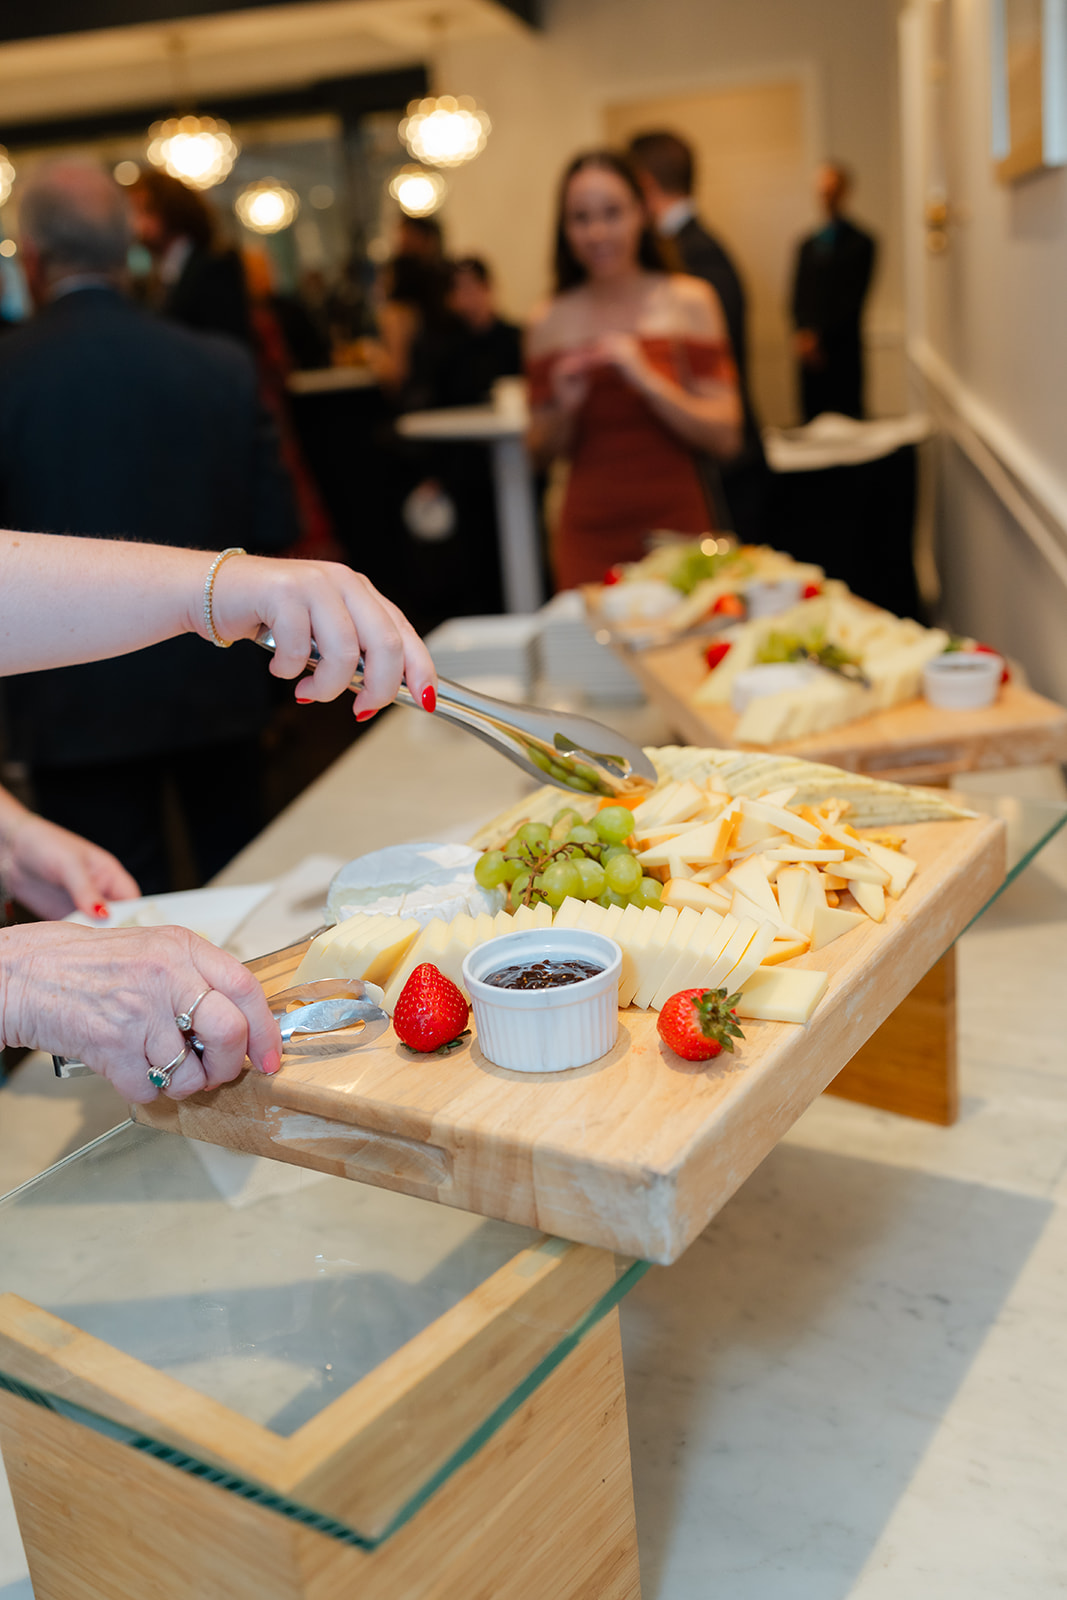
[129,167,252,348]
[0,159,297,893]
[628,131,771,542]
[791,162,877,421]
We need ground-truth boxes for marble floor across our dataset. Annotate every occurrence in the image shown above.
[1,765,1065,1598]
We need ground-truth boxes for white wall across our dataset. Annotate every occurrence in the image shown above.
[901,0,1067,700]
[437,0,907,419]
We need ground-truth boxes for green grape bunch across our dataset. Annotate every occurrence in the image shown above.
[474,805,664,913]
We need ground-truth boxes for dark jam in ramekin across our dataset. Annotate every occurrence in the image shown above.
[483,959,603,992]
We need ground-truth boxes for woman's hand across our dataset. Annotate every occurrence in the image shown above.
[592,330,655,390]
[209,558,437,718]
[549,346,597,414]
[0,812,140,922]
[0,922,282,1103]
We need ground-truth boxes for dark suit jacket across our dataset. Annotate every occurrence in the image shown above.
[0,287,298,767]
[164,245,253,347]
[791,217,876,349]
[672,215,766,481]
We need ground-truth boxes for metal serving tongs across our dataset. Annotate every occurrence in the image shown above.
[788,647,872,690]
[255,627,658,800]
[268,978,389,1053]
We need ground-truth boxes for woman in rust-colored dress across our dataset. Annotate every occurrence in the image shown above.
[526,151,742,591]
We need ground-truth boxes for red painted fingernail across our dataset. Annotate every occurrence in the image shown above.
[92,903,109,919]
[295,695,313,705]
[260,1050,281,1075]
[356,708,378,722]
[422,684,437,714]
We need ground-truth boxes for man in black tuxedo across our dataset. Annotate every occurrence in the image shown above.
[628,131,770,542]
[0,160,297,893]
[791,162,877,420]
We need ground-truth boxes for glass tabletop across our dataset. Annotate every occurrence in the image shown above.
[952,788,1067,932]
[0,1120,647,1547]
[1,789,1062,1549]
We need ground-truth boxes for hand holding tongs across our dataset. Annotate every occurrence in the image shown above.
[254,627,657,799]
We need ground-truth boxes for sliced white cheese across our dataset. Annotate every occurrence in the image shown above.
[863,839,918,898]
[848,879,886,922]
[735,966,828,1023]
[705,916,758,989]
[809,901,867,950]
[633,906,702,1009]
[648,910,726,1010]
[382,918,451,1013]
[720,920,778,993]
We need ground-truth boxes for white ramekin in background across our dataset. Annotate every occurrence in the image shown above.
[922,651,1003,711]
[730,660,823,714]
[744,576,804,619]
[462,928,621,1074]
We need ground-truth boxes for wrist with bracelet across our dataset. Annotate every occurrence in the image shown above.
[202,547,246,648]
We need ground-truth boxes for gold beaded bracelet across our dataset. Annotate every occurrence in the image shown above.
[202,547,246,648]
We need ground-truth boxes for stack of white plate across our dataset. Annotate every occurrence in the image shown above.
[533,590,643,705]
[426,614,540,695]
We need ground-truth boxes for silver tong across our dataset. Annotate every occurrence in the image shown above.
[789,648,872,690]
[254,628,657,799]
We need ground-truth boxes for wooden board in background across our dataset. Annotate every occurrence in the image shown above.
[621,637,1067,785]
[135,813,1005,1264]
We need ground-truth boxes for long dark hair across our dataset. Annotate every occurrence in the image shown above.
[553,150,667,293]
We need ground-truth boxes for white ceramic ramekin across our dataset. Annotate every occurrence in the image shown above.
[462,928,621,1074]
[922,651,1003,711]
[730,660,823,714]
[744,576,804,619]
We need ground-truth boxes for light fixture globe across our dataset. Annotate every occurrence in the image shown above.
[0,148,15,208]
[146,115,238,189]
[234,178,299,235]
[388,165,447,218]
[399,95,490,169]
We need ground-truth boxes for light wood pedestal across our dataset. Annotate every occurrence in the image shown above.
[0,1133,641,1600]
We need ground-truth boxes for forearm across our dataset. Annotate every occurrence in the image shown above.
[0,532,209,674]
[633,372,742,459]
[0,785,30,848]
[526,406,576,468]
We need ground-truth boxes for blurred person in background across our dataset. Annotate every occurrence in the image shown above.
[0,158,298,894]
[628,130,771,542]
[243,247,337,562]
[129,167,252,347]
[791,161,876,421]
[526,150,742,591]
[396,213,445,265]
[442,255,523,406]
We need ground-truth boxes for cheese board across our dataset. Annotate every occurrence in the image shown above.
[619,634,1067,785]
[134,805,1005,1264]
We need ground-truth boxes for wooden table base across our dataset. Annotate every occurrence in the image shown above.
[0,1306,639,1600]
[826,948,957,1125]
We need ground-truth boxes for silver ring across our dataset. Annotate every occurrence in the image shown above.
[147,1041,191,1092]
[174,988,211,1035]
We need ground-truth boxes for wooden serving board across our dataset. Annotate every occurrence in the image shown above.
[617,636,1067,785]
[134,813,1005,1265]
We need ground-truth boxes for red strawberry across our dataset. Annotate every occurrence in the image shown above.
[657,987,745,1062]
[711,592,746,618]
[801,582,822,599]
[602,565,624,586]
[704,639,732,670]
[394,964,469,1053]
[973,642,1011,684]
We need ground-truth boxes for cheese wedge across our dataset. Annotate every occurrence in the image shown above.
[760,937,810,966]
[705,915,758,989]
[735,966,828,1023]
[552,897,586,930]
[648,910,726,1010]
[863,839,918,898]
[720,919,778,992]
[723,855,780,917]
[634,906,702,1009]
[663,878,730,914]
[831,857,890,887]
[848,879,886,922]
[293,912,371,981]
[382,918,450,1013]
[809,901,867,950]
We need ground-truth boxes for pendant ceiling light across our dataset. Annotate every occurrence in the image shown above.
[0,147,15,208]
[389,164,447,218]
[235,177,299,234]
[145,35,238,190]
[147,116,239,189]
[399,95,490,168]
